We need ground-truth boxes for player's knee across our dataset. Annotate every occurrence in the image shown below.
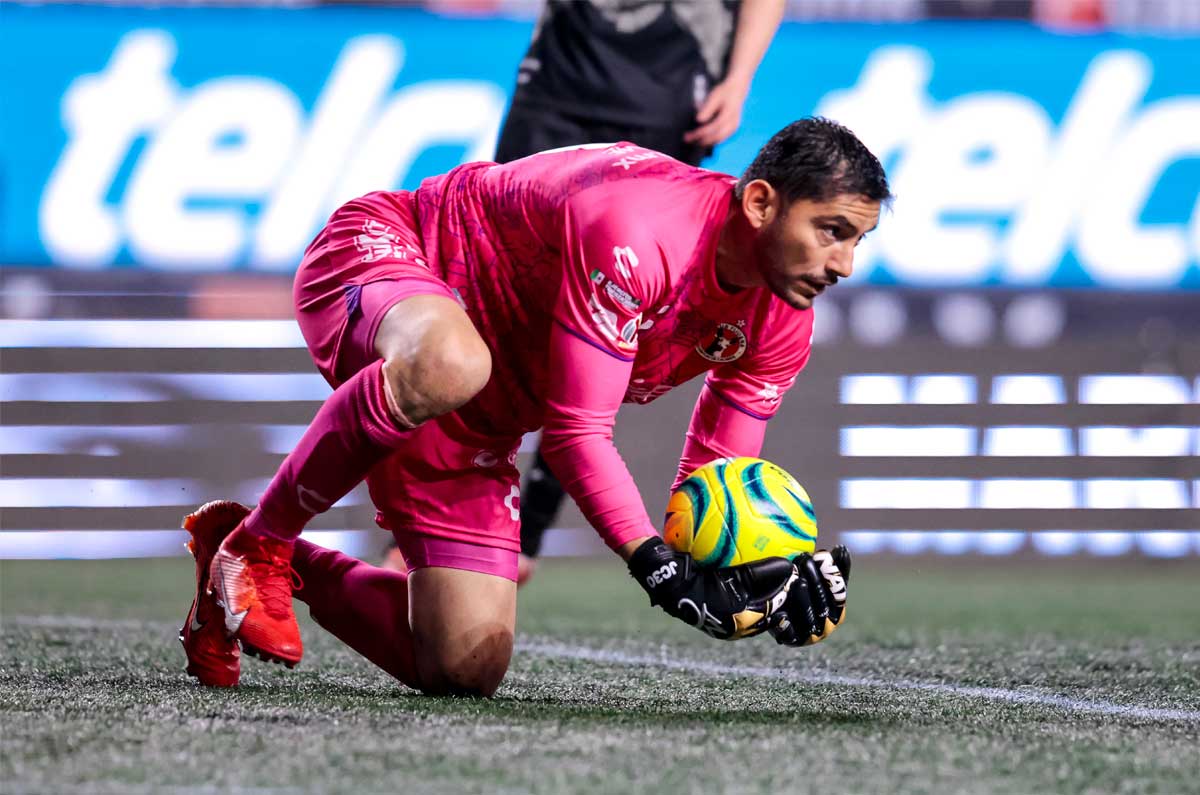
[427,331,492,412]
[416,626,513,698]
[382,330,491,427]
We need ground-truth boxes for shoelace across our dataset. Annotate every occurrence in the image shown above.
[249,557,302,618]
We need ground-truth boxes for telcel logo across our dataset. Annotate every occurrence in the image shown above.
[39,31,505,270]
[818,47,1200,287]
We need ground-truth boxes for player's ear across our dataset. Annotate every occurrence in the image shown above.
[740,179,778,230]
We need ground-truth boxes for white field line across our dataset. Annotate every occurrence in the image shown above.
[3,787,302,795]
[519,640,1200,724]
[4,615,178,631]
[7,616,1198,724]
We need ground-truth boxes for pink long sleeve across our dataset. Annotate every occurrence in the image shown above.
[539,185,672,551]
[539,321,659,551]
[672,383,770,491]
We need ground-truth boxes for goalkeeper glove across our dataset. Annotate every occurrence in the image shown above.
[768,546,851,647]
[627,537,794,640]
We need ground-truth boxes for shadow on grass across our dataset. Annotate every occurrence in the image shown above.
[6,667,892,731]
[384,687,894,729]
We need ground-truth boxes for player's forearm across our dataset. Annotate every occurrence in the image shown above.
[539,428,658,552]
[540,322,662,555]
[724,0,785,87]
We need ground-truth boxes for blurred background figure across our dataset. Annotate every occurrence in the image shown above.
[495,0,784,163]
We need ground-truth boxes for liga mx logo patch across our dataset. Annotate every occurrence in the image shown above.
[696,323,747,363]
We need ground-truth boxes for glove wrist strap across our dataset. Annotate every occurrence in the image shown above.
[627,538,690,608]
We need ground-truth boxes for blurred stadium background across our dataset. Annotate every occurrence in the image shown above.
[2,0,1198,566]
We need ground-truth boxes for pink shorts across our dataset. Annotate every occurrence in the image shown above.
[294,192,459,388]
[293,198,522,582]
[393,523,519,583]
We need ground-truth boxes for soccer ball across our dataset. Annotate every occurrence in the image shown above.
[663,457,818,567]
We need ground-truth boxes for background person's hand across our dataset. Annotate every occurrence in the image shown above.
[684,77,751,147]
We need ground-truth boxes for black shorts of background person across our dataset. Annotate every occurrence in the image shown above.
[495,106,712,168]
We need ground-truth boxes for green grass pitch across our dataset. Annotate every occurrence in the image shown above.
[2,554,1198,794]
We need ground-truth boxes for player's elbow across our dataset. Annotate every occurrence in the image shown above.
[429,334,492,412]
[539,424,612,462]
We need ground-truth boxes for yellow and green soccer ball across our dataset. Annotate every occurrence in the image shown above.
[664,457,817,567]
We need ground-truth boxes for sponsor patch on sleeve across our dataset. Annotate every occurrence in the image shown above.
[604,280,642,312]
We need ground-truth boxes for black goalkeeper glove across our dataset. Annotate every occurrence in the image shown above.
[768,545,851,647]
[627,538,795,640]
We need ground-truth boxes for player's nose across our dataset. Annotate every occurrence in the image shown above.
[826,247,854,281]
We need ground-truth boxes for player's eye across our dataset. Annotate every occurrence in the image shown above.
[855,233,870,247]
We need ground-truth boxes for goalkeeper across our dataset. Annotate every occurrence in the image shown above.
[180,118,889,695]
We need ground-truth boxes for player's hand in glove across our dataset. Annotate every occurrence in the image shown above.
[627,537,794,640]
[769,545,851,647]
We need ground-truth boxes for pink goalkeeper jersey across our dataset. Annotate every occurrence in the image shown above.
[398,144,813,548]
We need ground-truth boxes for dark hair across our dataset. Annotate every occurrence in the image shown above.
[736,117,892,206]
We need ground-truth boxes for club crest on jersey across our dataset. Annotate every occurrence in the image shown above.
[696,323,747,363]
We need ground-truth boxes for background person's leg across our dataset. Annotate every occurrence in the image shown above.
[518,448,565,559]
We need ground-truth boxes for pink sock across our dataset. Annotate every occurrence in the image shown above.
[243,361,410,541]
[291,539,419,687]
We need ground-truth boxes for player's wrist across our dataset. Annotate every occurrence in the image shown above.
[616,535,660,563]
[720,69,754,94]
[627,537,692,609]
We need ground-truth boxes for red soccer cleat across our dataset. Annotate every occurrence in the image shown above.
[208,521,303,667]
[180,500,249,687]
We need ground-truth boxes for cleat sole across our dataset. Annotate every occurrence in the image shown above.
[184,664,239,688]
[241,641,301,668]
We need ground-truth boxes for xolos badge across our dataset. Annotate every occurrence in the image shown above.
[696,323,747,363]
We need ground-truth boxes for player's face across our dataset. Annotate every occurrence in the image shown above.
[748,188,880,311]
